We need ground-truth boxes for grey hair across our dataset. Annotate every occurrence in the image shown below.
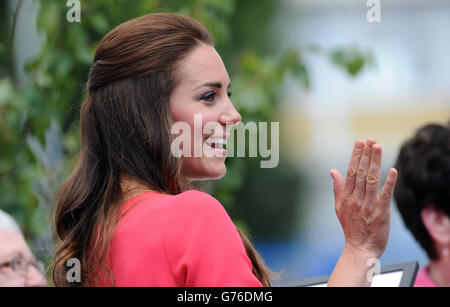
[0,209,22,235]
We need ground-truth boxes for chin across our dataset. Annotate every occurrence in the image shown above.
[208,167,227,180]
[184,158,227,181]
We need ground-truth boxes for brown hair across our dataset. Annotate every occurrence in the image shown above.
[52,13,274,287]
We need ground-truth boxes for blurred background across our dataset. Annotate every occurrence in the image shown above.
[1,0,449,285]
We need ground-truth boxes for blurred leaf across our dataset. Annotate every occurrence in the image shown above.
[0,78,14,106]
[291,62,310,89]
[330,47,374,77]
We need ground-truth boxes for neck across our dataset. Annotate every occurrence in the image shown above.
[429,257,450,287]
[119,175,152,201]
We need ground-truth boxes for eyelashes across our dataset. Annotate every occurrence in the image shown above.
[200,91,232,103]
[200,91,216,102]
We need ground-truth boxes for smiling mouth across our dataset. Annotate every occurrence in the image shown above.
[205,138,225,149]
[205,137,226,149]
[204,137,228,156]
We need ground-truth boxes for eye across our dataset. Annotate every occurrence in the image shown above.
[11,256,27,272]
[13,257,24,267]
[200,91,216,102]
[227,91,232,98]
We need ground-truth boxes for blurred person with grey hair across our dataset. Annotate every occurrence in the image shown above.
[0,209,47,287]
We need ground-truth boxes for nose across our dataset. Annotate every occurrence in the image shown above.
[25,265,47,287]
[219,98,242,127]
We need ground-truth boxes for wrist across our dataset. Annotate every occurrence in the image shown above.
[342,244,381,260]
[329,245,381,287]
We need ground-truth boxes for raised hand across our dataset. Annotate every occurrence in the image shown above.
[330,139,398,259]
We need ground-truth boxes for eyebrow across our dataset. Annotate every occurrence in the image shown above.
[195,82,231,90]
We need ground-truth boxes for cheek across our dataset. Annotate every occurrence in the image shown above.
[169,102,211,132]
[169,102,225,178]
[0,272,26,287]
[171,107,218,141]
[169,102,192,124]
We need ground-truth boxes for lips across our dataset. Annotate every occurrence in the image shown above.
[203,136,228,157]
[204,137,227,149]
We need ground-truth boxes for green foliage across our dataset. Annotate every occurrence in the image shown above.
[330,46,375,77]
[0,0,373,259]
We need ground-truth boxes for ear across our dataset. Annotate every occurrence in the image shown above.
[421,205,450,247]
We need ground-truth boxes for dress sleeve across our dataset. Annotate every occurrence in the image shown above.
[163,190,263,287]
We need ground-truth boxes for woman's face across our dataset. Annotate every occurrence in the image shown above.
[169,43,241,181]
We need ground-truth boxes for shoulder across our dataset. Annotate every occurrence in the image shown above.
[163,189,241,252]
[171,189,224,211]
[118,189,226,225]
[162,190,261,286]
[117,189,234,240]
[165,189,230,225]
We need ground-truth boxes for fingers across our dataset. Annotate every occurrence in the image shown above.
[343,140,365,197]
[378,168,398,210]
[330,169,344,210]
[365,143,382,203]
[353,139,377,201]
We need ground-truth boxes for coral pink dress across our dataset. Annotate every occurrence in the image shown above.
[107,189,262,287]
[414,266,437,287]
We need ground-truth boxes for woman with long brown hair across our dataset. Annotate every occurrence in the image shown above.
[52,13,398,287]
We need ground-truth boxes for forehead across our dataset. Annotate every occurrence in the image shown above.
[0,230,31,261]
[174,43,230,88]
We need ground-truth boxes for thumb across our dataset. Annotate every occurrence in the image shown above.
[330,169,344,204]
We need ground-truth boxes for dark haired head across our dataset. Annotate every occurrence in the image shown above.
[52,13,273,287]
[394,122,450,260]
[87,13,213,92]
